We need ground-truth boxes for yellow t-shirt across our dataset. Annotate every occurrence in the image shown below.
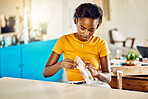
[52,33,110,81]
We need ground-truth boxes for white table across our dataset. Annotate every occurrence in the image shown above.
[0,77,147,99]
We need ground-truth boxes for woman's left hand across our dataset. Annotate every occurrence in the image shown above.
[85,61,98,76]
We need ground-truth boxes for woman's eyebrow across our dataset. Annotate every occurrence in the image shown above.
[89,28,95,30]
[80,25,95,30]
[80,25,86,29]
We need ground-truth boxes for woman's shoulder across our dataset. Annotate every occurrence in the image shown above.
[92,35,107,43]
[93,36,109,50]
[59,33,74,39]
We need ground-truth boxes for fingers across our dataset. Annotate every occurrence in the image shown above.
[64,62,76,69]
[85,61,96,70]
[87,65,96,70]
[85,61,90,66]
[65,58,78,66]
[62,58,78,69]
[84,61,97,76]
[80,72,84,75]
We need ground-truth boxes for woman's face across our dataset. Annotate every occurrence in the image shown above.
[75,17,99,41]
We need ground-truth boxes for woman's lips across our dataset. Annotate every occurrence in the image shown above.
[81,36,89,40]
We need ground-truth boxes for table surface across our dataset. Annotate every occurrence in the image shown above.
[0,77,147,99]
[111,66,148,76]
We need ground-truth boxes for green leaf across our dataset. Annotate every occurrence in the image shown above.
[126,50,139,60]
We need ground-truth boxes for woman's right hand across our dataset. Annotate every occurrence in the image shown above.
[60,58,78,69]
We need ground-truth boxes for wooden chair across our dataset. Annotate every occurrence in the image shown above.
[109,29,135,48]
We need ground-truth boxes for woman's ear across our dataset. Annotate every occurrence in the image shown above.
[75,18,78,24]
[96,20,102,29]
[96,19,102,29]
[96,24,99,29]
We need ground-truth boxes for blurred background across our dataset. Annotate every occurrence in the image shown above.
[0,0,148,92]
[1,0,148,56]
[0,0,148,48]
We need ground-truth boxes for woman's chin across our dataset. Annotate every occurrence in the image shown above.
[80,38,89,41]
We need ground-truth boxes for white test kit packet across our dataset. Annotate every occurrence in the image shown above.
[74,56,94,85]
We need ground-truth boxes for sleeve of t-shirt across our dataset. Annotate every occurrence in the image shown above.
[52,36,64,55]
[99,39,111,57]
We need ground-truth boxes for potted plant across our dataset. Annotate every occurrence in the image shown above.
[126,50,140,66]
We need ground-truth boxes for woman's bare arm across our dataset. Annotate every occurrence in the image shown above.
[85,55,111,83]
[43,51,62,77]
[96,55,111,83]
[43,51,78,77]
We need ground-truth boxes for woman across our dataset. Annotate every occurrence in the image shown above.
[43,3,111,87]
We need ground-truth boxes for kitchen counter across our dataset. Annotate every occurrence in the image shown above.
[0,77,147,99]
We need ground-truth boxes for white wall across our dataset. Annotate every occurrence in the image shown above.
[105,0,148,47]
[31,0,63,39]
[0,0,23,16]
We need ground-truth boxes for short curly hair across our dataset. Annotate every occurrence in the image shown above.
[73,3,103,27]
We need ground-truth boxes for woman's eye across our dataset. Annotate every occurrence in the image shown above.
[80,27,85,30]
[89,30,95,32]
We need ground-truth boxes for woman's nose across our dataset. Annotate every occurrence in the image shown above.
[84,30,89,36]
